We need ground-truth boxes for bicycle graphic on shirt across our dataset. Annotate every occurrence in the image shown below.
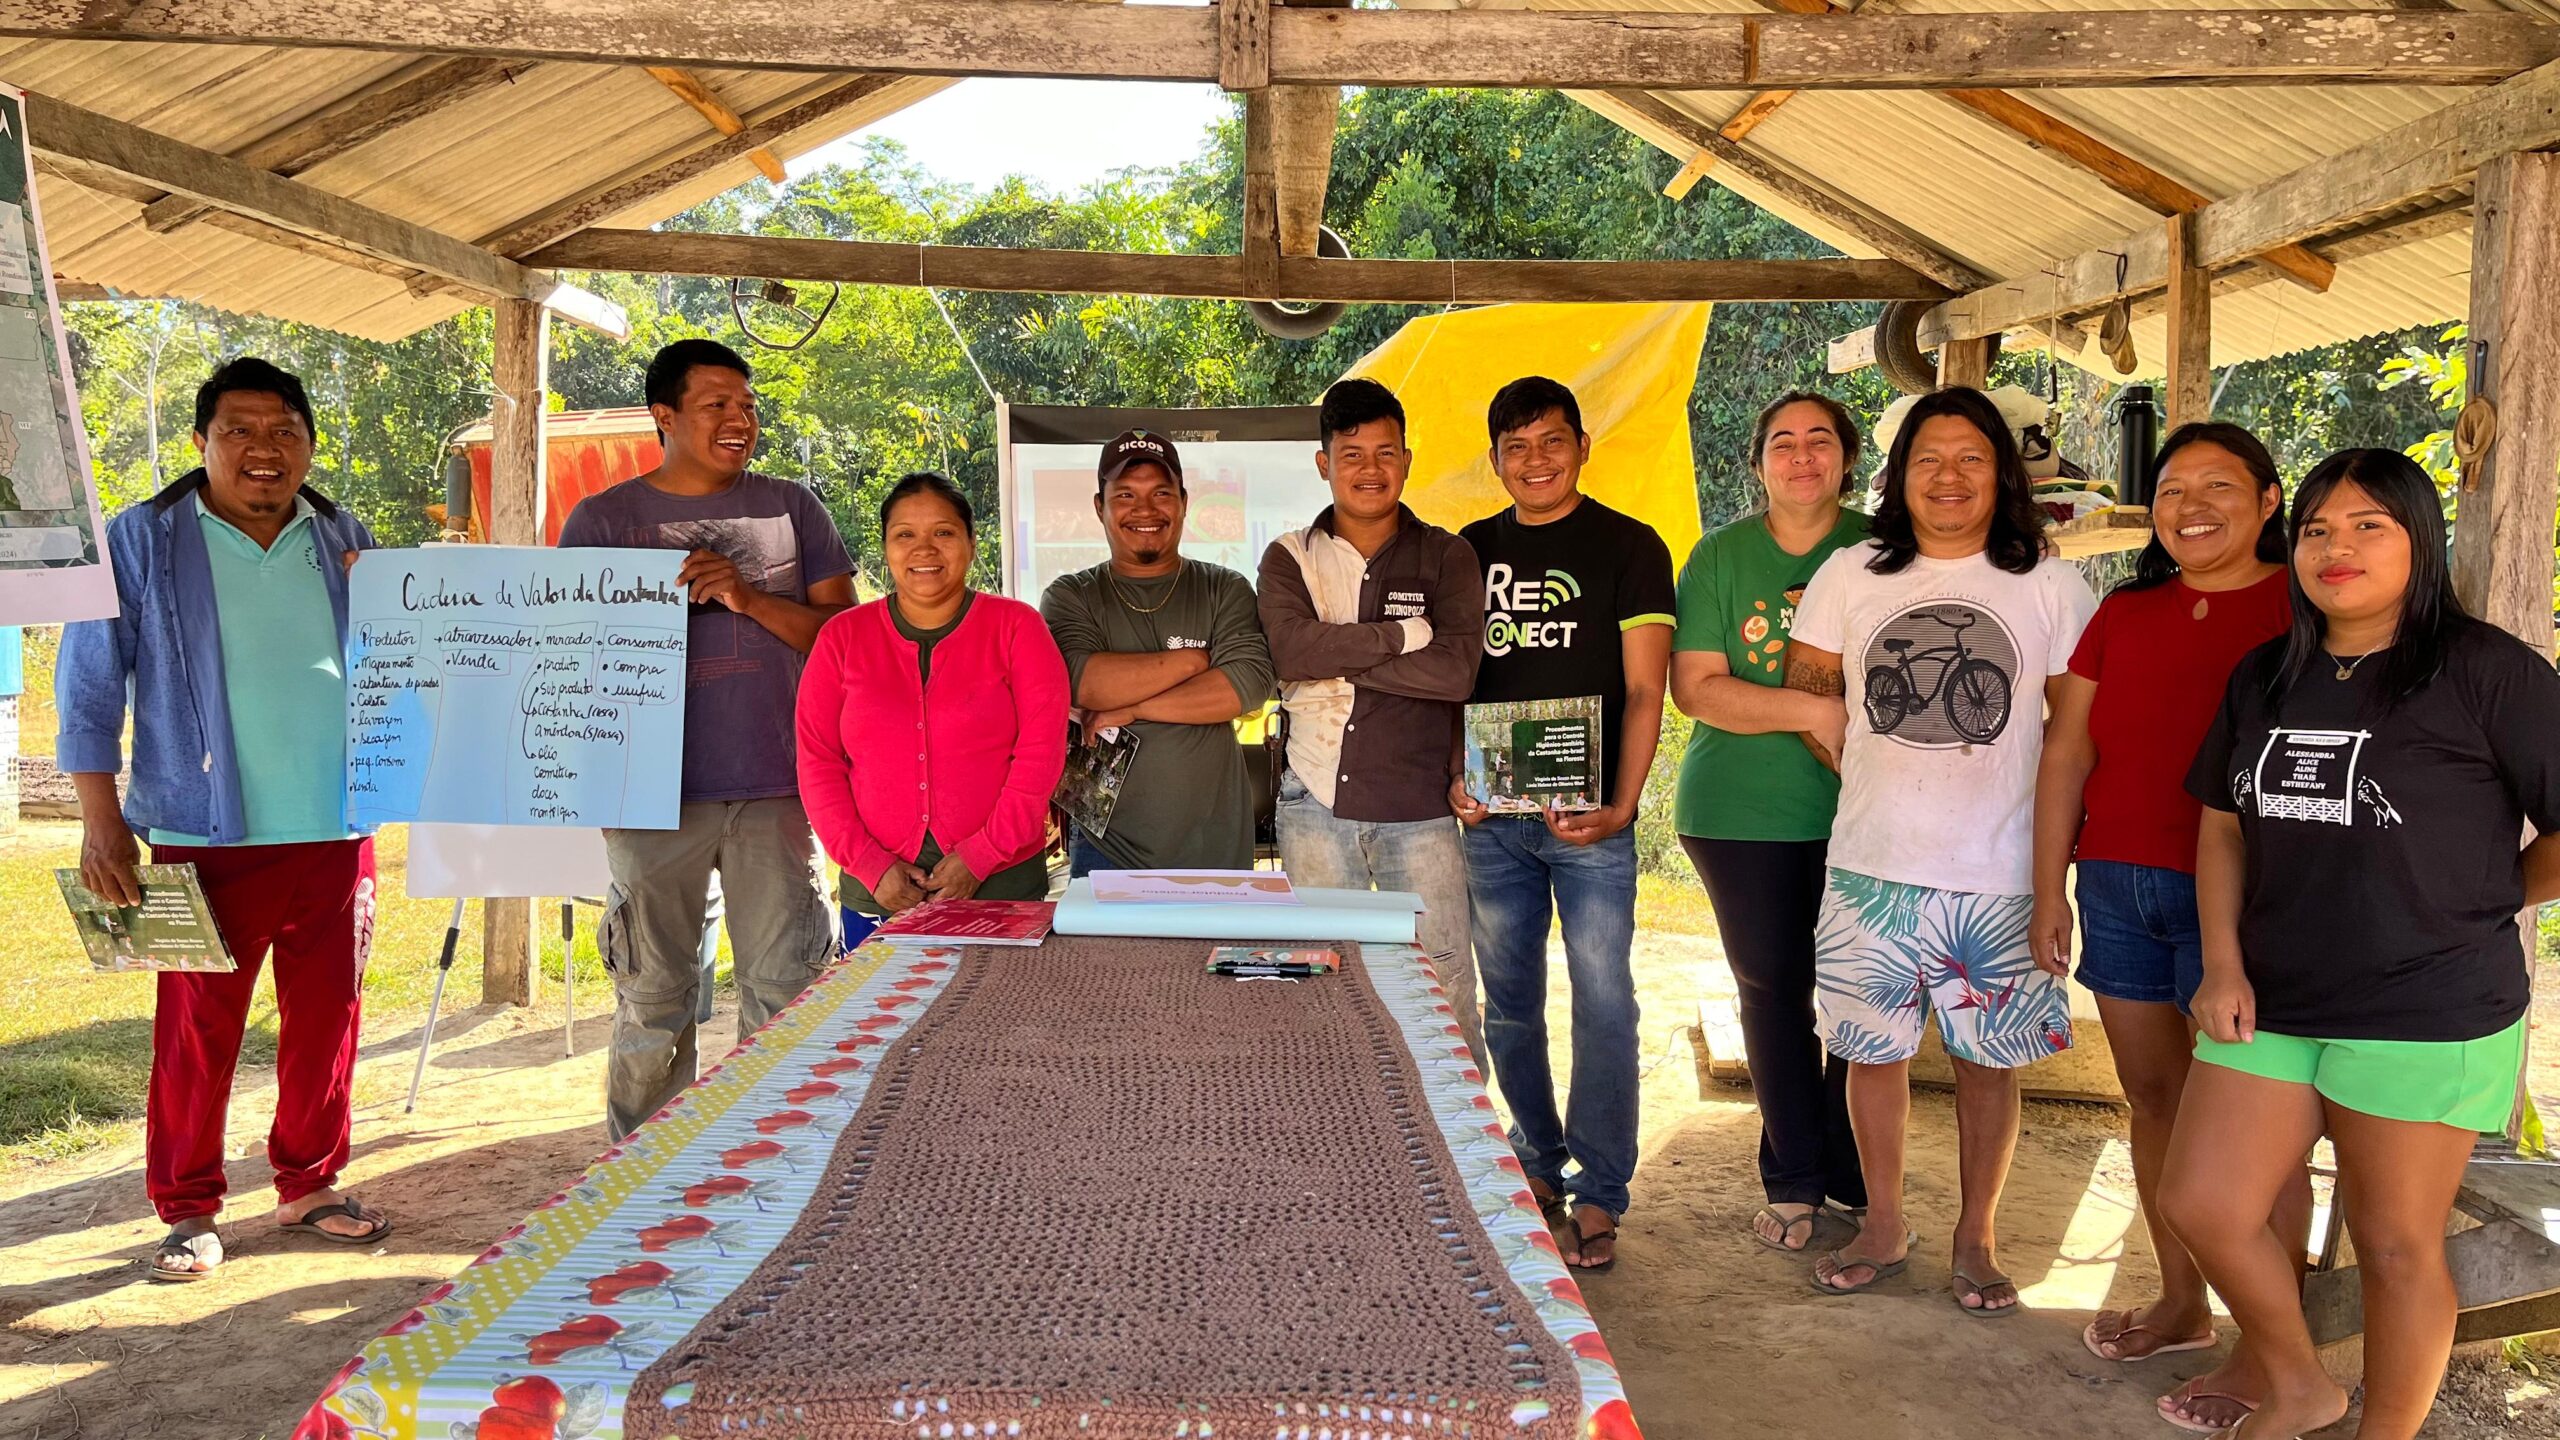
[1863,609,2013,744]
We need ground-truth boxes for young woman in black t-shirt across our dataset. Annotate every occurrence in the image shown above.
[2162,449,2560,1440]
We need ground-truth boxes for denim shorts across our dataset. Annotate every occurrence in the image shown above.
[2073,860,2203,1009]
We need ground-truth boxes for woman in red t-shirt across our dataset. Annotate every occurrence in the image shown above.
[2028,424,2308,1429]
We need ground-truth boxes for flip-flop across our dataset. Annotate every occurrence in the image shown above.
[278,1197,393,1246]
[1750,1204,1819,1253]
[1807,1233,1913,1295]
[2082,1309,2216,1362]
[2158,1384,2259,1436]
[1568,1203,1619,1274]
[1951,1268,2021,1317]
[148,1227,222,1283]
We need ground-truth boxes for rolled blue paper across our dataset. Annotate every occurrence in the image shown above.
[1053,878,1420,945]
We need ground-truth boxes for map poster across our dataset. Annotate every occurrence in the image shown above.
[1463,695,1604,813]
[0,84,113,625]
[344,545,688,830]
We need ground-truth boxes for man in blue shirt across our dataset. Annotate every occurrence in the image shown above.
[57,358,388,1281]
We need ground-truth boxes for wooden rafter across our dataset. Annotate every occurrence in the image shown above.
[0,4,2548,91]
[24,91,627,335]
[1920,57,2560,348]
[1935,89,2334,292]
[477,74,909,259]
[643,66,788,185]
[142,56,530,234]
[1655,0,2336,296]
[1585,90,1989,294]
[522,229,1950,303]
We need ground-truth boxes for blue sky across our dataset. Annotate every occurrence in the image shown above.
[792,79,1232,193]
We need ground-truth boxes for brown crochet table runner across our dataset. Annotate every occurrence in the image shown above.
[624,935,1582,1440]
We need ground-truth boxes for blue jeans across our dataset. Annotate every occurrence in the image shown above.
[1464,816,1640,1217]
[1067,826,1114,880]
[1275,769,1483,1069]
[2074,860,2203,1010]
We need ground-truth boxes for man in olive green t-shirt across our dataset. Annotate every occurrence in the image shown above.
[1667,391,1871,1253]
[1042,430,1274,873]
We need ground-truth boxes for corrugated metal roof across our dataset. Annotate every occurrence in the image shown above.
[11,1,2526,367]
[7,36,946,340]
[1527,0,2518,372]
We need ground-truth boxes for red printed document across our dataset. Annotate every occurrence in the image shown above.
[870,899,1055,947]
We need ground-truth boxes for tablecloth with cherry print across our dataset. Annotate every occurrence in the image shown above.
[294,937,1640,1440]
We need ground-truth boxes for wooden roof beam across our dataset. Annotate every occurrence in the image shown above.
[142,56,531,235]
[1920,57,2560,348]
[1586,89,1988,294]
[1935,89,2334,293]
[643,66,788,185]
[25,91,627,336]
[521,228,1949,304]
[0,5,2550,91]
[478,74,907,259]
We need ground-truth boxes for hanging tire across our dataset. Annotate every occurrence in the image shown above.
[1874,300,2000,396]
[1874,301,1939,397]
[1245,225,1351,341]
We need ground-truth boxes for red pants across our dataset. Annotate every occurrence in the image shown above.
[145,838,376,1224]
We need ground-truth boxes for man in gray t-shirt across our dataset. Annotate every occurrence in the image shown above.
[1042,430,1273,873]
[555,339,854,1140]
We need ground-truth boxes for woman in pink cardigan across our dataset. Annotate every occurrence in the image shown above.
[796,473,1069,927]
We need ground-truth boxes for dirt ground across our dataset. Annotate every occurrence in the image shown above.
[1,931,2553,1440]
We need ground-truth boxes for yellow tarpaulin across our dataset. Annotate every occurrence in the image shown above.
[1344,301,1709,570]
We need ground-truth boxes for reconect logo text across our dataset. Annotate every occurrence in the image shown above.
[1483,563,1582,657]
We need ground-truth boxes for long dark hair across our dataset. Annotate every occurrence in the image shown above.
[2119,422,2288,594]
[1866,387,2048,575]
[1749,391,1863,501]
[2268,447,2465,704]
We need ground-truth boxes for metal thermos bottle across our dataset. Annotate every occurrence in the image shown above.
[2113,385,2160,507]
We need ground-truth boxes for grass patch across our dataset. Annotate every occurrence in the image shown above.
[0,819,700,1166]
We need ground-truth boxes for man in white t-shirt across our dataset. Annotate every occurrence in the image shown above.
[1782,386,2097,1315]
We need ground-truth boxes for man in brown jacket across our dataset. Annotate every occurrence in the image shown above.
[1258,378,1486,1063]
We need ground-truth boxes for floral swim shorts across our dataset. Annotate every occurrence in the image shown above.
[1813,868,2073,1070]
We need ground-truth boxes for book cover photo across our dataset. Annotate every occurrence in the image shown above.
[57,864,236,973]
[1462,695,1604,813]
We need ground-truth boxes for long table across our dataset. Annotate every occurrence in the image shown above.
[295,937,1639,1440]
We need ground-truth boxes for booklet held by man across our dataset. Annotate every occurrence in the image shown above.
[1463,695,1605,813]
[870,899,1055,947]
[1056,721,1140,840]
[57,865,235,973]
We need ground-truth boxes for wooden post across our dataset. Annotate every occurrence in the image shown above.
[1937,336,1993,390]
[482,298,549,1007]
[1240,90,1279,299]
[2165,211,2214,429]
[2449,151,2559,653]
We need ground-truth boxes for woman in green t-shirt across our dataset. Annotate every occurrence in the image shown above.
[1670,392,1873,1252]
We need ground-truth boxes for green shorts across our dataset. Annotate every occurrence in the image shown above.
[2192,1018,2526,1133]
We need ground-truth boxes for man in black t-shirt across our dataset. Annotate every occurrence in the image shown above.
[1455,376,1676,1273]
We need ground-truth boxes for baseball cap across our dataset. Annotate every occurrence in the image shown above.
[1098,429,1184,486]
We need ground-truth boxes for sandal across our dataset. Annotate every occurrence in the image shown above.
[148,1227,223,1283]
[2158,1382,2258,1436]
[2082,1308,2215,1362]
[1568,1203,1618,1274]
[278,1196,393,1246]
[1808,1232,1913,1295]
[1751,1204,1819,1253]
[1951,1268,2021,1318]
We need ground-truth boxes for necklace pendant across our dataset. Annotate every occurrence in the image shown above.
[2192,596,2210,621]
